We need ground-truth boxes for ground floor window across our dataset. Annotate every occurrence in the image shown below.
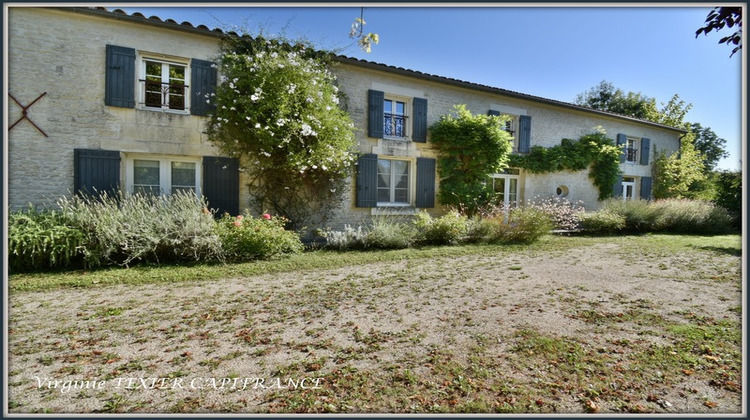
[377,158,409,204]
[491,168,520,208]
[621,176,636,201]
[127,155,201,196]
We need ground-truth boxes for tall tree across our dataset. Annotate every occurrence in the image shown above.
[689,122,729,172]
[696,7,743,57]
[574,80,692,128]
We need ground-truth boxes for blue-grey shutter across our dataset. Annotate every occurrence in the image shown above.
[368,90,384,138]
[105,45,135,108]
[74,149,121,198]
[640,138,651,165]
[640,176,653,200]
[191,59,217,116]
[415,157,436,208]
[412,97,428,143]
[616,133,627,163]
[518,115,531,153]
[612,175,623,198]
[356,153,378,207]
[202,156,239,216]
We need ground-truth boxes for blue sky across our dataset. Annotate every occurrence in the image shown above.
[121,5,743,170]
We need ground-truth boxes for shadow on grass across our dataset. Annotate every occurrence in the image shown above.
[692,245,742,257]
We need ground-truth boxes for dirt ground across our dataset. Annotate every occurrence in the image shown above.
[7,239,743,414]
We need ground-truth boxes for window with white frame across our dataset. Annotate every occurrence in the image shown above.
[139,55,189,112]
[377,158,409,204]
[621,176,636,201]
[383,96,409,139]
[127,156,201,196]
[625,137,639,164]
[490,168,520,208]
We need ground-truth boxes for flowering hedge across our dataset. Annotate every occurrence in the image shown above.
[216,212,303,261]
[205,36,357,228]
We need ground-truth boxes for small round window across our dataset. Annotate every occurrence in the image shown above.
[556,185,569,197]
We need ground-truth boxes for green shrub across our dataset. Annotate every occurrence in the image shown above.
[600,198,660,232]
[365,217,416,249]
[8,207,86,272]
[595,198,734,235]
[579,210,626,235]
[414,210,468,245]
[321,225,368,250]
[217,212,303,260]
[58,191,224,267]
[502,207,554,243]
[650,199,734,234]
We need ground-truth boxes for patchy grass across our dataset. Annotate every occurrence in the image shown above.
[7,234,742,414]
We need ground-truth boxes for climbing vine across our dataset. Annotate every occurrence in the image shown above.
[509,131,621,200]
[429,105,513,215]
[204,35,356,229]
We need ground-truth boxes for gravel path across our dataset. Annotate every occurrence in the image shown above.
[7,241,743,414]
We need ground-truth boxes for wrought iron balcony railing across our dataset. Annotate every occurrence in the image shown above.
[140,80,189,111]
[384,113,407,138]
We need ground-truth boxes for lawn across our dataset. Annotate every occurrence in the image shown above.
[7,234,743,413]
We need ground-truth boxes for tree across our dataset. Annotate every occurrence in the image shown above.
[713,170,741,229]
[205,35,357,229]
[689,122,729,172]
[574,80,654,119]
[696,7,742,58]
[652,132,707,199]
[429,105,513,215]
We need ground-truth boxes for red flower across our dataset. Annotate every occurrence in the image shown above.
[262,213,272,220]
[236,215,244,220]
[233,220,242,227]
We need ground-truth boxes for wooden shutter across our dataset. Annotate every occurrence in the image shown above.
[412,97,428,143]
[74,149,121,197]
[612,175,623,198]
[356,153,378,207]
[415,157,436,208]
[518,115,531,153]
[368,90,384,138]
[191,59,217,116]
[202,156,239,216]
[616,133,627,163]
[640,176,653,200]
[104,45,135,108]
[640,138,651,165]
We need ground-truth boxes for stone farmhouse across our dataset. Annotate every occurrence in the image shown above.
[7,7,686,229]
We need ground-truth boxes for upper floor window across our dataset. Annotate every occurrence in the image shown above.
[625,137,639,164]
[384,99,407,138]
[140,56,190,112]
[368,90,427,143]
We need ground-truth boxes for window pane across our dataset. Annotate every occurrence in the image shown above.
[383,100,392,114]
[146,61,161,78]
[377,160,391,188]
[392,160,408,177]
[394,188,408,203]
[134,160,160,186]
[377,188,390,202]
[169,65,185,81]
[134,185,160,196]
[171,162,196,188]
[395,101,405,115]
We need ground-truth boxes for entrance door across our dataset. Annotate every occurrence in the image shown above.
[621,177,636,201]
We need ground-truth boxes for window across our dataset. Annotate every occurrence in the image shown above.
[139,56,189,112]
[368,90,427,142]
[127,156,200,196]
[621,176,636,201]
[383,98,408,138]
[491,168,520,208]
[625,137,639,163]
[377,158,409,204]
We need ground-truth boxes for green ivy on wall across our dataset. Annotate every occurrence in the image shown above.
[509,131,622,200]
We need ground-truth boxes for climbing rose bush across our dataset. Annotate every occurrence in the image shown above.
[204,36,357,228]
